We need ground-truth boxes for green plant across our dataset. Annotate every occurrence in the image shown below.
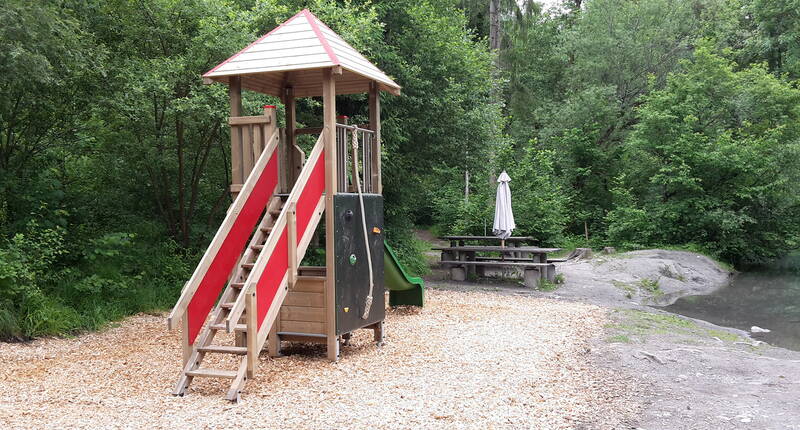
[538,279,559,291]
[553,273,565,284]
[611,279,637,299]
[638,278,661,294]
[606,334,631,343]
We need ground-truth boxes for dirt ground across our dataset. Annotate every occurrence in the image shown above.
[0,289,640,430]
[427,245,800,430]
[600,308,800,430]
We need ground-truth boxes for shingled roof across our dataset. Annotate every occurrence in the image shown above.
[203,9,400,97]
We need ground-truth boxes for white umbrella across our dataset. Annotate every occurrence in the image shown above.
[492,170,515,246]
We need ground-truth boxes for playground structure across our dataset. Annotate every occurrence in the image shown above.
[166,10,424,401]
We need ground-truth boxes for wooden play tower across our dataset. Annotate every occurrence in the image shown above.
[166,9,401,401]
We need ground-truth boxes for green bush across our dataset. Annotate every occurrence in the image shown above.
[0,219,192,340]
[608,46,800,265]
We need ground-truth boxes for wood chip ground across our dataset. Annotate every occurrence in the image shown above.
[0,289,641,429]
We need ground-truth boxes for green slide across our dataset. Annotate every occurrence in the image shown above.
[383,240,425,307]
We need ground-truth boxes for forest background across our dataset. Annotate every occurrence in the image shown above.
[2,0,798,338]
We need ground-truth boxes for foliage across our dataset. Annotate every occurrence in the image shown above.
[3,0,800,340]
[608,46,800,265]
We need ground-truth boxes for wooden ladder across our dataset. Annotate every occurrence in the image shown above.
[172,195,286,402]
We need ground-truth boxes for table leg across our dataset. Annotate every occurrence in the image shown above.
[466,251,476,278]
[441,250,453,262]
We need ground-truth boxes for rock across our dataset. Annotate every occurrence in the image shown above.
[603,246,616,254]
[751,326,771,333]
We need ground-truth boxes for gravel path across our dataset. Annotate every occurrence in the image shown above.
[0,289,640,429]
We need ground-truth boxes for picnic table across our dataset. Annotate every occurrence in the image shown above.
[432,244,561,288]
[441,235,538,259]
[441,235,537,246]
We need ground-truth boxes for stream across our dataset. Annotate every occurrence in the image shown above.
[664,253,800,351]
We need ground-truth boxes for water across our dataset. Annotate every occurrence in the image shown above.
[664,253,800,351]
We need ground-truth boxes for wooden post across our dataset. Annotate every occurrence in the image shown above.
[368,82,382,194]
[229,76,243,199]
[287,202,297,288]
[181,315,191,366]
[241,123,253,179]
[322,67,339,362]
[284,87,297,191]
[267,323,281,358]
[245,286,257,378]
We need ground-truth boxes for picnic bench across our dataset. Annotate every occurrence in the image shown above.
[432,243,561,288]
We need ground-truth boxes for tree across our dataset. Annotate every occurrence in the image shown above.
[749,0,800,78]
[0,1,103,171]
[609,46,800,264]
[73,0,261,247]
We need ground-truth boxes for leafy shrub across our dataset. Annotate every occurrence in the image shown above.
[608,46,800,266]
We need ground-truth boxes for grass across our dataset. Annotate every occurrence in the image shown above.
[611,278,664,299]
[606,334,632,343]
[638,278,662,296]
[538,279,559,291]
[612,279,637,299]
[605,309,742,344]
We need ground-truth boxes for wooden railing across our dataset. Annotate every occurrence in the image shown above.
[229,110,275,196]
[166,128,281,340]
[227,131,327,356]
[336,123,377,193]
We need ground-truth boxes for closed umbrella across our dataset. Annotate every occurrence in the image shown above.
[492,170,515,247]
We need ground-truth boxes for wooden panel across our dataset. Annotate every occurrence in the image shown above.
[280,321,325,334]
[284,291,325,308]
[280,306,325,323]
[229,116,271,125]
[298,266,326,277]
[278,334,327,343]
[292,276,325,293]
[251,29,318,44]
[233,46,327,62]
[217,56,332,74]
[251,36,320,52]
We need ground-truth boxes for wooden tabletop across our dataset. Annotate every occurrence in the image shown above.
[432,245,561,253]
[441,235,536,242]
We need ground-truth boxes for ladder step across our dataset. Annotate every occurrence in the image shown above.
[197,345,248,355]
[242,263,254,270]
[220,302,235,309]
[269,209,281,217]
[260,226,273,234]
[230,282,244,289]
[185,368,238,379]
[251,245,264,251]
[210,323,247,332]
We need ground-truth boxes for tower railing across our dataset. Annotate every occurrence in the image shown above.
[336,123,376,193]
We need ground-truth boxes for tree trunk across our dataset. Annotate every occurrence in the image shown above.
[489,0,501,51]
